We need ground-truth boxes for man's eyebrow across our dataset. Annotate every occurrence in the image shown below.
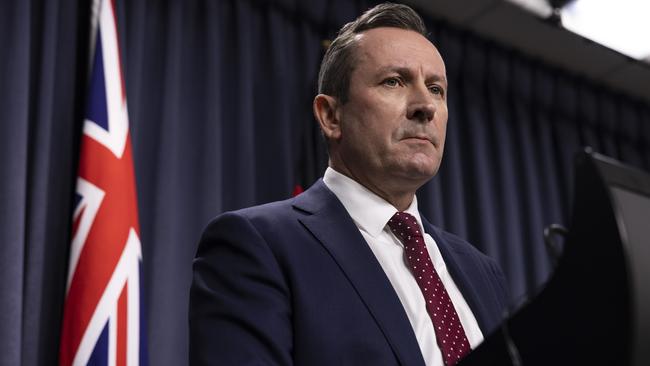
[431,74,448,87]
[377,66,447,85]
[377,66,412,77]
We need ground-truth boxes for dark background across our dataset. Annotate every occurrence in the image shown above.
[2,0,650,364]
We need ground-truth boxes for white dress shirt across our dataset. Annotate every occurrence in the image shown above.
[323,167,483,366]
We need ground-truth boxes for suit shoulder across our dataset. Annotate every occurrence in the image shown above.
[204,197,300,234]
[233,198,295,219]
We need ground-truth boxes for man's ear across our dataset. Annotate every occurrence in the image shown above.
[313,94,342,141]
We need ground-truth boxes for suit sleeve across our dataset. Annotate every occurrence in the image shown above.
[189,212,292,366]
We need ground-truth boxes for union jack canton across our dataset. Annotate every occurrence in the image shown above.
[59,0,148,365]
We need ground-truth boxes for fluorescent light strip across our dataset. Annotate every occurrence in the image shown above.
[561,0,650,60]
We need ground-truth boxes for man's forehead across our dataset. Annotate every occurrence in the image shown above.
[354,28,446,76]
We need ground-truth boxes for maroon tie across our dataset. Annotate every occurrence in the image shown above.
[387,212,471,366]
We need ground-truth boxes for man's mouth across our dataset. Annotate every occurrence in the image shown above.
[403,135,435,145]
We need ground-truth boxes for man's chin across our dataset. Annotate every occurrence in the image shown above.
[396,163,439,183]
[404,155,440,176]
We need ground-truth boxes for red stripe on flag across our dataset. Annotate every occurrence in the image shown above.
[59,135,139,365]
[292,184,304,197]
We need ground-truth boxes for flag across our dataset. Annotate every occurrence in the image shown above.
[59,0,147,364]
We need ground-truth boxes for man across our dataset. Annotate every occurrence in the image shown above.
[190,3,509,365]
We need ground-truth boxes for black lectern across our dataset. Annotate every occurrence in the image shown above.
[459,149,650,366]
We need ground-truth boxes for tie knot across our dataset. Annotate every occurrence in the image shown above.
[387,211,422,240]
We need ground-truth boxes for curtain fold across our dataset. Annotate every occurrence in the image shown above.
[2,0,650,364]
[0,0,87,364]
[0,4,31,366]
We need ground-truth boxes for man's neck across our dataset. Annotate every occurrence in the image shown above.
[328,164,416,211]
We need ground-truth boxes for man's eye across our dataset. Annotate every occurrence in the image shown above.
[383,78,400,87]
[429,85,444,96]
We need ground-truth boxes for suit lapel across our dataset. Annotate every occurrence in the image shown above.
[421,218,493,334]
[293,181,426,366]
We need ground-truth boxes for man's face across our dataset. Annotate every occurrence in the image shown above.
[336,27,448,192]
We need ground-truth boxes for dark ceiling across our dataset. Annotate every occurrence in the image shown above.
[405,0,650,104]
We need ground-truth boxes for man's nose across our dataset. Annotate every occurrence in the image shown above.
[406,85,435,123]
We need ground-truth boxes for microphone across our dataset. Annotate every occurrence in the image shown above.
[543,224,568,266]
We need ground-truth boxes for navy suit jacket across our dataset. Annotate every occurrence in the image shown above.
[190,180,509,365]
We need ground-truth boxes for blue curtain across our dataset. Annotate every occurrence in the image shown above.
[0,0,88,364]
[2,0,650,364]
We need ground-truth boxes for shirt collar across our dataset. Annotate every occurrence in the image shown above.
[322,167,425,238]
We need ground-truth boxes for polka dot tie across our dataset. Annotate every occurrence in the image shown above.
[387,212,471,366]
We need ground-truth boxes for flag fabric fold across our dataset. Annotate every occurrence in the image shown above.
[59,0,147,365]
